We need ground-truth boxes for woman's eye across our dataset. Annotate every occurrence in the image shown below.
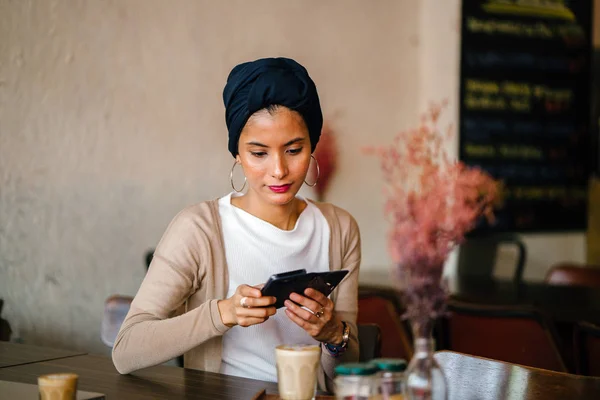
[288,147,303,155]
[250,151,267,158]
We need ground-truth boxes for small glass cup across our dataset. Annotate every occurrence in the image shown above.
[372,358,407,400]
[275,344,321,400]
[334,362,379,400]
[38,373,79,400]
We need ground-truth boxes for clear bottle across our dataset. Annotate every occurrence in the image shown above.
[371,358,407,400]
[404,338,448,400]
[334,362,380,400]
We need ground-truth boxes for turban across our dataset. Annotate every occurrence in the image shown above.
[223,57,323,157]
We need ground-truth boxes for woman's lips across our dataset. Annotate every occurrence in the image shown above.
[268,184,292,193]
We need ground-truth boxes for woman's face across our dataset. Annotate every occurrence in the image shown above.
[236,107,312,207]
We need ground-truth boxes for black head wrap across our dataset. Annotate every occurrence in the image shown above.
[223,57,323,157]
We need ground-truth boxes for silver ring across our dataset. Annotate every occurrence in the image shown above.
[314,307,324,318]
[241,297,250,308]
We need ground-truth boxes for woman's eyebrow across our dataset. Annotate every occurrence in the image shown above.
[246,137,305,147]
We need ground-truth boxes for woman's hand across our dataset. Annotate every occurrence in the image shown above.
[284,288,344,344]
[218,284,277,328]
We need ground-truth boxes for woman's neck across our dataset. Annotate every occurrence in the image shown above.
[231,193,306,231]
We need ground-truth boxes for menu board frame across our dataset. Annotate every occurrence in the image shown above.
[459,0,594,233]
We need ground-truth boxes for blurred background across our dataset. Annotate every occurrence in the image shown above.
[0,0,599,361]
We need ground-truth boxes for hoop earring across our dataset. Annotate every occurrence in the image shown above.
[304,154,320,187]
[230,161,246,193]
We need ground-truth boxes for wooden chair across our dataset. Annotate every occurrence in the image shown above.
[102,295,185,368]
[538,263,600,373]
[103,249,154,347]
[145,249,154,270]
[101,295,133,347]
[357,286,413,360]
[101,252,151,348]
[457,232,527,282]
[545,263,600,289]
[574,321,600,376]
[0,299,12,342]
[357,323,382,362]
[441,299,567,372]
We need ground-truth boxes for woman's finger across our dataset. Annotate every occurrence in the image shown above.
[238,284,263,298]
[237,306,277,319]
[285,308,310,330]
[240,295,276,308]
[289,292,323,314]
[303,288,329,307]
[237,316,272,327]
[284,299,320,323]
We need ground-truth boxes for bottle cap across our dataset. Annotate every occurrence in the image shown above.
[371,358,407,372]
[335,362,379,376]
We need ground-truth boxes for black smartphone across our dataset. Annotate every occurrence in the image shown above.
[261,269,349,309]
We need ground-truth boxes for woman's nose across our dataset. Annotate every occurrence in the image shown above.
[271,155,288,180]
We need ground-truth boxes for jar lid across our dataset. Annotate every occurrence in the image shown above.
[371,358,407,372]
[335,362,379,376]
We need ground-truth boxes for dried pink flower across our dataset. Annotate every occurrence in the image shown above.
[365,101,501,321]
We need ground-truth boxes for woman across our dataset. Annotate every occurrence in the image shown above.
[112,57,361,391]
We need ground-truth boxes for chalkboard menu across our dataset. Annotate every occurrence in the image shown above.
[459,0,594,233]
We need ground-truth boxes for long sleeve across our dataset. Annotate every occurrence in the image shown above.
[112,207,230,374]
[317,206,362,392]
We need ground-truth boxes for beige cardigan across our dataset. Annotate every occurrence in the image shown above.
[112,198,361,392]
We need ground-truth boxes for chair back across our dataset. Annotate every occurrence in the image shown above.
[457,232,526,282]
[575,321,600,376]
[101,295,133,347]
[145,249,154,270]
[357,323,382,362]
[358,286,413,360]
[443,299,566,372]
[545,263,600,289]
[0,299,12,342]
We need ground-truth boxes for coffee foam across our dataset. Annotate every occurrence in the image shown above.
[276,344,320,352]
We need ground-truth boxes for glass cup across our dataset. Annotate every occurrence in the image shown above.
[275,344,321,400]
[38,373,78,400]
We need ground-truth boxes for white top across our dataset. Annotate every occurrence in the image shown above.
[218,192,330,382]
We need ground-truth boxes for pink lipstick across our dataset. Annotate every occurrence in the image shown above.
[269,184,291,193]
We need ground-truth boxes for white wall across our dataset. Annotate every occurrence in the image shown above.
[0,0,419,353]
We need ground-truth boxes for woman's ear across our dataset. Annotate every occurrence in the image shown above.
[235,155,241,164]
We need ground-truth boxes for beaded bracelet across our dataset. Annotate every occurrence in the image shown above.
[322,321,349,357]
[323,342,348,357]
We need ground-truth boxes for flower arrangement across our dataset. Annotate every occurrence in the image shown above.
[364,101,502,324]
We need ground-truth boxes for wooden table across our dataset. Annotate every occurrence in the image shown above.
[0,342,86,368]
[449,276,600,325]
[0,353,279,399]
[360,273,600,325]
[436,351,600,399]
[3,342,599,399]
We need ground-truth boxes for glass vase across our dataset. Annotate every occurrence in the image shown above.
[403,318,448,400]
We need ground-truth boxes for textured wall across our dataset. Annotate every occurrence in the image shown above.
[0,0,420,353]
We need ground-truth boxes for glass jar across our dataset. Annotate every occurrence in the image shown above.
[404,337,447,400]
[334,362,380,400]
[371,358,407,400]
